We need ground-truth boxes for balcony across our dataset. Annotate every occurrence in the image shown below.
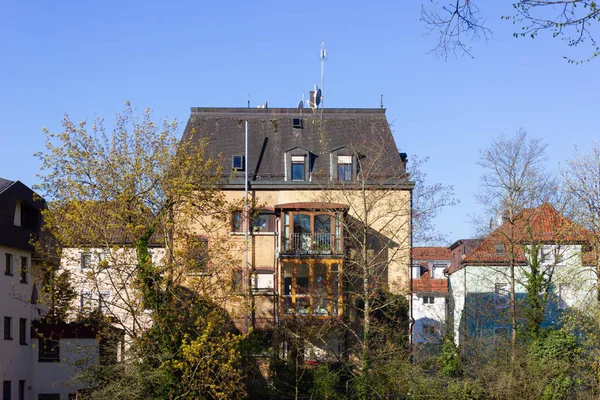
[282,233,341,255]
[279,208,345,257]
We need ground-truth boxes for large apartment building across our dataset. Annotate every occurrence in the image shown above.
[182,107,414,355]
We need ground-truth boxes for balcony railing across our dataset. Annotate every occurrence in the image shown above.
[282,233,341,255]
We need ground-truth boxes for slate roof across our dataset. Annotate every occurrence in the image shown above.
[0,177,14,194]
[447,203,590,272]
[182,108,408,184]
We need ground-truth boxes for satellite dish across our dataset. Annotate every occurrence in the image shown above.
[297,100,304,109]
[315,89,322,106]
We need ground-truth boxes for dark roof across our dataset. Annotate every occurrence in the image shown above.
[182,108,408,184]
[0,179,46,251]
[0,177,14,194]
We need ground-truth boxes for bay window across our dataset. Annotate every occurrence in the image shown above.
[282,260,342,317]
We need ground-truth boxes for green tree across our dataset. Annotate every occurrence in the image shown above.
[36,103,247,399]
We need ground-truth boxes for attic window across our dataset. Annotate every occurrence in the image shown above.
[292,118,303,129]
[232,155,244,171]
[495,242,506,254]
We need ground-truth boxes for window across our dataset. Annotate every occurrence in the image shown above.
[19,257,27,283]
[281,260,342,317]
[31,284,38,305]
[98,291,111,313]
[251,271,274,293]
[20,202,39,230]
[252,212,275,233]
[232,155,244,171]
[292,118,303,129]
[494,283,509,309]
[281,212,343,254]
[81,252,92,269]
[38,337,60,362]
[495,242,506,254]
[423,296,435,304]
[18,380,25,400]
[81,291,94,311]
[423,324,436,335]
[4,317,12,340]
[99,337,118,365]
[232,270,243,293]
[337,156,352,181]
[232,211,243,232]
[3,381,10,400]
[5,253,13,275]
[291,156,305,181]
[19,318,27,345]
[187,237,208,274]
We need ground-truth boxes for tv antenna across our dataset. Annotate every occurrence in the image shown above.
[320,41,326,109]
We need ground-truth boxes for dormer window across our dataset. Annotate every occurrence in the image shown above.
[337,156,352,181]
[330,146,359,181]
[232,155,244,171]
[285,147,313,182]
[291,156,305,181]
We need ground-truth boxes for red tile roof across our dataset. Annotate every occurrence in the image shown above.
[412,278,448,293]
[412,247,451,260]
[456,203,589,268]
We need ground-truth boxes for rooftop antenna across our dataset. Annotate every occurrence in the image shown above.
[380,94,384,109]
[247,94,250,109]
[320,41,326,109]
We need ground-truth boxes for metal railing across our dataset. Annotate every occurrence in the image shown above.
[282,233,341,254]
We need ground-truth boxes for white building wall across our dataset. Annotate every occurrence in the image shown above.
[412,292,446,343]
[448,244,595,346]
[30,337,98,400]
[0,244,44,399]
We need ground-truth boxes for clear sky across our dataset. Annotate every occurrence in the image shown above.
[1,0,598,244]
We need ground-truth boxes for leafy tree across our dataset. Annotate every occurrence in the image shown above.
[476,129,555,361]
[35,103,247,398]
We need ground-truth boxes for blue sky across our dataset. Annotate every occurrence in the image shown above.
[1,0,598,244]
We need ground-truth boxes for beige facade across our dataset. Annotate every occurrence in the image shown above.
[189,186,412,331]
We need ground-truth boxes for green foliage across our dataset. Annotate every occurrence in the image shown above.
[438,335,462,377]
[529,329,581,364]
[521,243,554,339]
[447,380,486,400]
[42,268,77,324]
[311,364,344,400]
[542,374,577,400]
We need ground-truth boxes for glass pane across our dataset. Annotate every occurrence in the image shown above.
[232,211,243,232]
[283,263,293,315]
[297,297,310,315]
[292,162,304,181]
[313,264,328,315]
[331,263,340,316]
[283,263,293,296]
[283,226,290,251]
[314,215,331,251]
[337,163,351,181]
[283,297,293,315]
[293,214,311,251]
[252,213,269,232]
[296,264,309,295]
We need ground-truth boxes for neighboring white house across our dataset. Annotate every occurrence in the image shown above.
[29,321,121,400]
[60,245,164,344]
[446,203,595,348]
[411,247,451,344]
[0,178,50,400]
